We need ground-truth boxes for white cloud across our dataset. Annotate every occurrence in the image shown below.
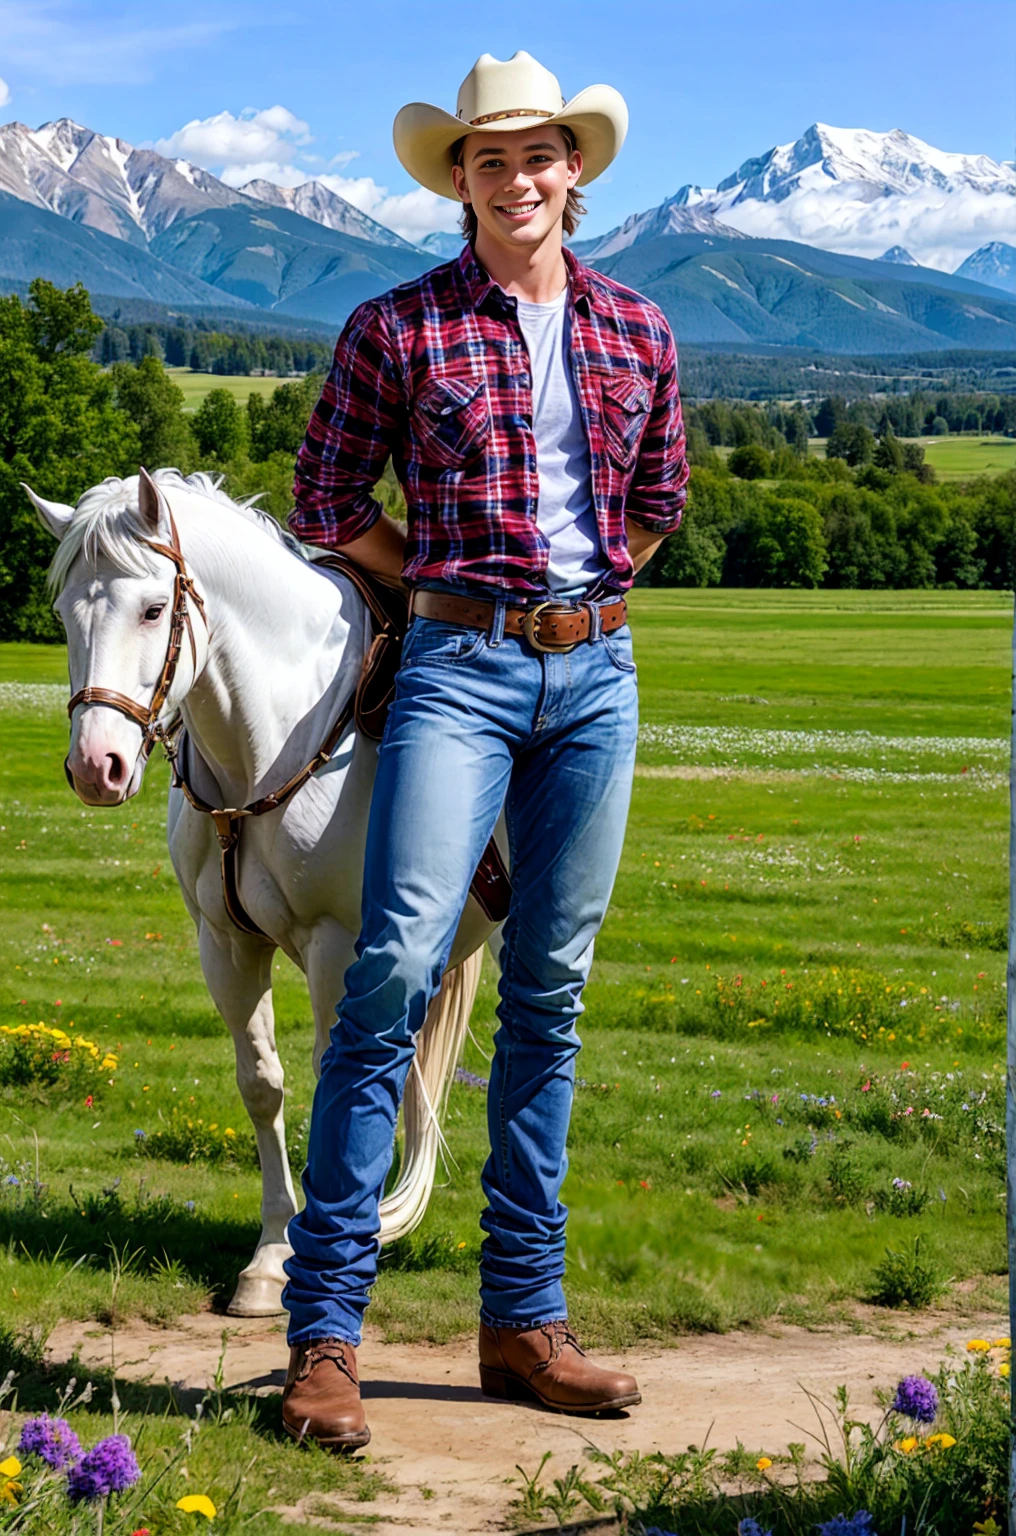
[314,174,460,242]
[0,77,10,107]
[154,103,461,241]
[154,106,311,182]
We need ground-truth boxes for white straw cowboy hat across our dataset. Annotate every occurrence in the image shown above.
[393,51,628,200]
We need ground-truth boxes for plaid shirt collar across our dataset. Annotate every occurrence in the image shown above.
[454,242,599,318]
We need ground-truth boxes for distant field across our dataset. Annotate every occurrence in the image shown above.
[720,435,1015,480]
[165,368,295,410]
[919,434,1016,481]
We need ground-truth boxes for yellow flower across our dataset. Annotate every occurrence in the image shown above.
[894,1436,918,1454]
[967,1339,991,1352]
[177,1494,217,1520]
[927,1434,957,1449]
[993,1337,1011,1349]
[0,1458,21,1479]
[756,1456,772,1471]
[0,1481,20,1507]
[999,1363,1010,1379]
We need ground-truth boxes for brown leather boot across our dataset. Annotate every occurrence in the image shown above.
[281,1338,370,1449]
[479,1320,641,1414]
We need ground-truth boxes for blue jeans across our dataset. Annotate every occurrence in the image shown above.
[283,604,639,1345]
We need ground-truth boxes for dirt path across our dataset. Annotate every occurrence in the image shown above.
[47,1309,1005,1533]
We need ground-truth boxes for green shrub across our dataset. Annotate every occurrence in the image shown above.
[868,1235,947,1308]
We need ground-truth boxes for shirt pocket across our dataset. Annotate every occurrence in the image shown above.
[412,374,492,470]
[600,373,651,472]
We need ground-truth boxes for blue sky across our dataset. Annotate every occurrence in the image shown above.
[1,0,1013,240]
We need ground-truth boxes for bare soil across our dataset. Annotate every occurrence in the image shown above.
[46,1307,1005,1534]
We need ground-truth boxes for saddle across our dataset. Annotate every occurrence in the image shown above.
[168,552,512,941]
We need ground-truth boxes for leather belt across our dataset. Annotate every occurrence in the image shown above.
[410,590,627,653]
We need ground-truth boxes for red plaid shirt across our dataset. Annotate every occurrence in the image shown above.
[289,244,688,594]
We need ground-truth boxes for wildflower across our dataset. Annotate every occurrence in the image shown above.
[994,1337,1011,1348]
[739,1522,773,1536]
[967,1339,991,1352]
[893,1436,918,1454]
[177,1493,218,1519]
[0,1478,20,1507]
[891,1178,913,1193]
[0,1458,21,1479]
[891,1375,938,1422]
[755,1455,772,1470]
[134,1129,147,1140]
[18,1414,82,1469]
[1000,1364,1010,1378]
[926,1434,956,1449]
[817,1515,877,1536]
[66,1435,141,1503]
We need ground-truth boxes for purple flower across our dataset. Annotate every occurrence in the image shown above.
[817,1514,877,1536]
[892,1374,938,1423]
[66,1435,140,1503]
[739,1521,773,1536]
[18,1414,82,1470]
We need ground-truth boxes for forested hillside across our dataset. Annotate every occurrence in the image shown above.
[1,282,1013,643]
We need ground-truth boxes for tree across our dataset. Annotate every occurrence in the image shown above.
[248,377,322,461]
[931,415,950,436]
[724,491,827,588]
[110,356,194,470]
[0,281,139,640]
[827,421,875,467]
[728,443,771,480]
[814,396,848,438]
[873,426,904,473]
[193,388,249,462]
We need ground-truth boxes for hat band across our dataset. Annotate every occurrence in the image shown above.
[466,107,557,126]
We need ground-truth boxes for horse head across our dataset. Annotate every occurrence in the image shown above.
[26,467,209,807]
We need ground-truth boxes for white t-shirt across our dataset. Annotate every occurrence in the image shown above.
[514,288,607,594]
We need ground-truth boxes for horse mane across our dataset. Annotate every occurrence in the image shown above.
[47,468,309,594]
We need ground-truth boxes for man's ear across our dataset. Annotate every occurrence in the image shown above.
[22,484,75,541]
[137,467,171,539]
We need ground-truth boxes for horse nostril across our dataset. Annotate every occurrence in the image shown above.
[106,752,126,785]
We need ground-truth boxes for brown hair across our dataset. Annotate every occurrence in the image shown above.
[452,125,586,241]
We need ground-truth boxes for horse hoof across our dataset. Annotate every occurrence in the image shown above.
[226,1273,288,1317]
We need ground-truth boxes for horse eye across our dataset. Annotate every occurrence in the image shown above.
[144,604,165,622]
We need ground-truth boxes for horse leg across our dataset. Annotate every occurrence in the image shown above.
[197,921,295,1317]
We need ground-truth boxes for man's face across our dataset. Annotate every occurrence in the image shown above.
[450,126,582,250]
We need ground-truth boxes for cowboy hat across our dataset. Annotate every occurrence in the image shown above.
[393,50,628,200]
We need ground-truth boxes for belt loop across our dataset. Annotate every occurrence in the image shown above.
[489,595,507,648]
[586,600,602,644]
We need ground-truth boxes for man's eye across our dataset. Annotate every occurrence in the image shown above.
[144,604,165,622]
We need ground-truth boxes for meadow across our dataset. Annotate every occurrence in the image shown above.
[0,589,1012,1529]
[164,368,286,410]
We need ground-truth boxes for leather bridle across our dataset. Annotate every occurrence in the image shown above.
[65,507,208,773]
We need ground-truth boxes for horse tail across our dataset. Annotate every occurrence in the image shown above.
[378,945,484,1245]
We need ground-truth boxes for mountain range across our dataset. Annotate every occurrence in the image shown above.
[0,116,1014,352]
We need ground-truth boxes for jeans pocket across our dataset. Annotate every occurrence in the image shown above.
[602,625,638,675]
[401,616,488,666]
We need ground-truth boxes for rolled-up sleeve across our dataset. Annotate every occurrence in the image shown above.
[289,299,405,548]
[624,320,689,534]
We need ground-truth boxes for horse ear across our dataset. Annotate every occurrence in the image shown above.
[137,467,170,537]
[22,484,75,541]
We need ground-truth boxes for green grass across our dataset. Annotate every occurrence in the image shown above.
[0,591,1010,1361]
[724,434,1016,479]
[164,368,295,412]
[918,434,1016,481]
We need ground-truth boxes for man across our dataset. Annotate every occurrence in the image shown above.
[281,49,688,1449]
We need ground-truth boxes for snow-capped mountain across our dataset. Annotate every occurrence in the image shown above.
[237,178,417,249]
[582,124,1016,271]
[879,246,920,265]
[954,241,1016,295]
[0,119,248,243]
[576,200,746,258]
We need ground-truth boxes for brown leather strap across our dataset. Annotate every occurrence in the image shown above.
[410,589,627,652]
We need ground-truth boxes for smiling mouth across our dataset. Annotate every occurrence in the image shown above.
[495,201,540,216]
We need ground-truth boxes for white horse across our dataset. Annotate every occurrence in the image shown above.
[26,467,494,1316]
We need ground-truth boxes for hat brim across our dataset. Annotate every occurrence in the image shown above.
[393,84,628,200]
